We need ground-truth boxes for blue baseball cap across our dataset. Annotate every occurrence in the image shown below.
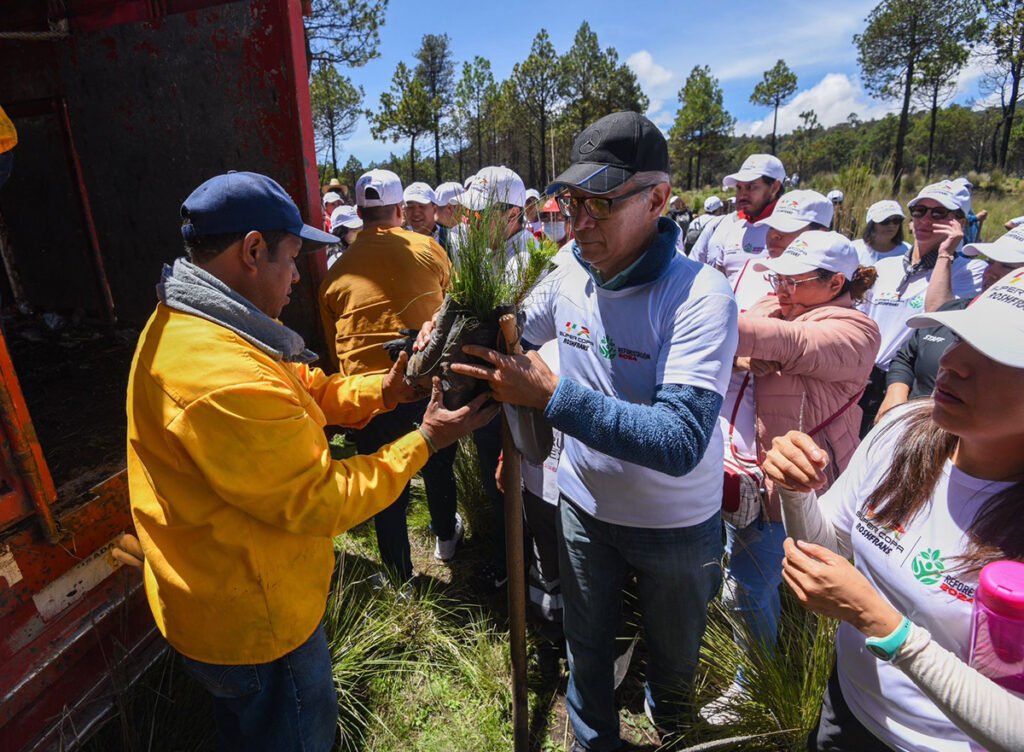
[180,171,336,246]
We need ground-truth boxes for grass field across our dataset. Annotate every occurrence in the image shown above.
[82,437,836,752]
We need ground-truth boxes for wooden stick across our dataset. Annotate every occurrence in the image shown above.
[498,313,529,751]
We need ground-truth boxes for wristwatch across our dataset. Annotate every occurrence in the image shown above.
[864,615,912,661]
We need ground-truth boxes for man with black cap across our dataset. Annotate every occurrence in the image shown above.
[447,112,738,749]
[126,172,496,752]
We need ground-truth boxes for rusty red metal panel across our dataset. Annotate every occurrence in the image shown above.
[0,0,328,346]
[0,332,57,540]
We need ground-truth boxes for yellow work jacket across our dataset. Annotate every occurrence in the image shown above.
[126,304,429,664]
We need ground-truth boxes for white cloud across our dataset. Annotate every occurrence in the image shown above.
[626,50,675,89]
[713,9,868,82]
[734,73,898,136]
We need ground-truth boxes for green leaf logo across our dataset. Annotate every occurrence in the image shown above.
[911,548,945,585]
[599,335,617,360]
[909,294,925,310]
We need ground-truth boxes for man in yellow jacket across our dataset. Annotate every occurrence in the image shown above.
[126,172,496,752]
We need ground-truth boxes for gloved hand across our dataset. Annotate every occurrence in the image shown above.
[381,328,418,363]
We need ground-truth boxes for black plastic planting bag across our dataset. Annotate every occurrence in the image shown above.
[406,296,514,410]
[404,296,554,463]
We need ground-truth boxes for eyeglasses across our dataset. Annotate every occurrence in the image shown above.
[909,205,953,220]
[767,273,824,292]
[556,185,651,220]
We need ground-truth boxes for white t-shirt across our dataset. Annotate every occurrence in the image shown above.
[1007,215,1024,228]
[817,412,1013,752]
[716,259,775,462]
[697,211,770,286]
[522,339,562,504]
[687,213,727,259]
[523,248,738,528]
[852,238,912,267]
[858,254,985,370]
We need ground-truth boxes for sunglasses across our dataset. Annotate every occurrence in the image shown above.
[909,205,954,220]
[556,185,651,220]
[767,273,823,292]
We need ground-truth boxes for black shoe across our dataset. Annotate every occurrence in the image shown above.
[475,562,507,591]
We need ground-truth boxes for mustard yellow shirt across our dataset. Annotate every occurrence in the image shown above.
[319,226,449,374]
[126,304,429,664]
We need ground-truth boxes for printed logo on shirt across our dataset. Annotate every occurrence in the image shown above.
[939,573,975,604]
[911,548,946,585]
[855,506,906,555]
[560,321,593,351]
[908,293,924,310]
[869,290,903,308]
[922,334,947,343]
[599,335,618,360]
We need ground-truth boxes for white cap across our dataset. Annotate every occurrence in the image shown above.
[827,189,844,203]
[704,195,723,213]
[457,165,527,210]
[322,191,342,205]
[753,230,859,279]
[434,181,465,206]
[754,190,833,233]
[669,195,683,206]
[525,188,541,203]
[356,169,403,208]
[866,199,905,224]
[403,181,437,206]
[908,179,972,214]
[722,154,786,188]
[463,175,474,188]
[908,268,1024,368]
[330,205,363,230]
[954,176,974,190]
[963,226,1024,264]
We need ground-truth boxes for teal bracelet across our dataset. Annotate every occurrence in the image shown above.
[417,427,438,455]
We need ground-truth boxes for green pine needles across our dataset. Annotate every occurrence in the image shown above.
[448,192,558,320]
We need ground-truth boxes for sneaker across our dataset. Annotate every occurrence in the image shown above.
[434,512,465,562]
[476,562,508,591]
[698,680,745,726]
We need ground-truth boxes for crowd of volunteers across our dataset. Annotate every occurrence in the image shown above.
[125,109,1024,752]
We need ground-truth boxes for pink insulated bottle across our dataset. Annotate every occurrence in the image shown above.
[969,560,1024,693]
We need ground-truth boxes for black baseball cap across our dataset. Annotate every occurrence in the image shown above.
[546,111,669,196]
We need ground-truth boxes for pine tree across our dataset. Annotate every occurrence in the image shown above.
[750,60,798,155]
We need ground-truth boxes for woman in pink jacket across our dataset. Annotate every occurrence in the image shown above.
[703,230,881,723]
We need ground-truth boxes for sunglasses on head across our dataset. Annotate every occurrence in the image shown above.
[909,205,955,220]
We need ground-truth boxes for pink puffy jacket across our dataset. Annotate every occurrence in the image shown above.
[735,293,880,520]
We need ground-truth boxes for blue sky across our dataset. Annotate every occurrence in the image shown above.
[335,1,989,167]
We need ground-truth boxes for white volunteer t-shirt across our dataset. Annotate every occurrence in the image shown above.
[700,212,770,286]
[688,213,727,260]
[523,249,738,528]
[716,259,775,461]
[858,254,985,369]
[522,338,562,504]
[817,410,1013,752]
[852,238,912,267]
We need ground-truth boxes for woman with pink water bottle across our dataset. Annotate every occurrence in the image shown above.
[763,268,1024,752]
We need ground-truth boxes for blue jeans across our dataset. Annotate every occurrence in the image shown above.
[558,497,723,750]
[723,517,787,679]
[352,399,458,579]
[180,622,337,752]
